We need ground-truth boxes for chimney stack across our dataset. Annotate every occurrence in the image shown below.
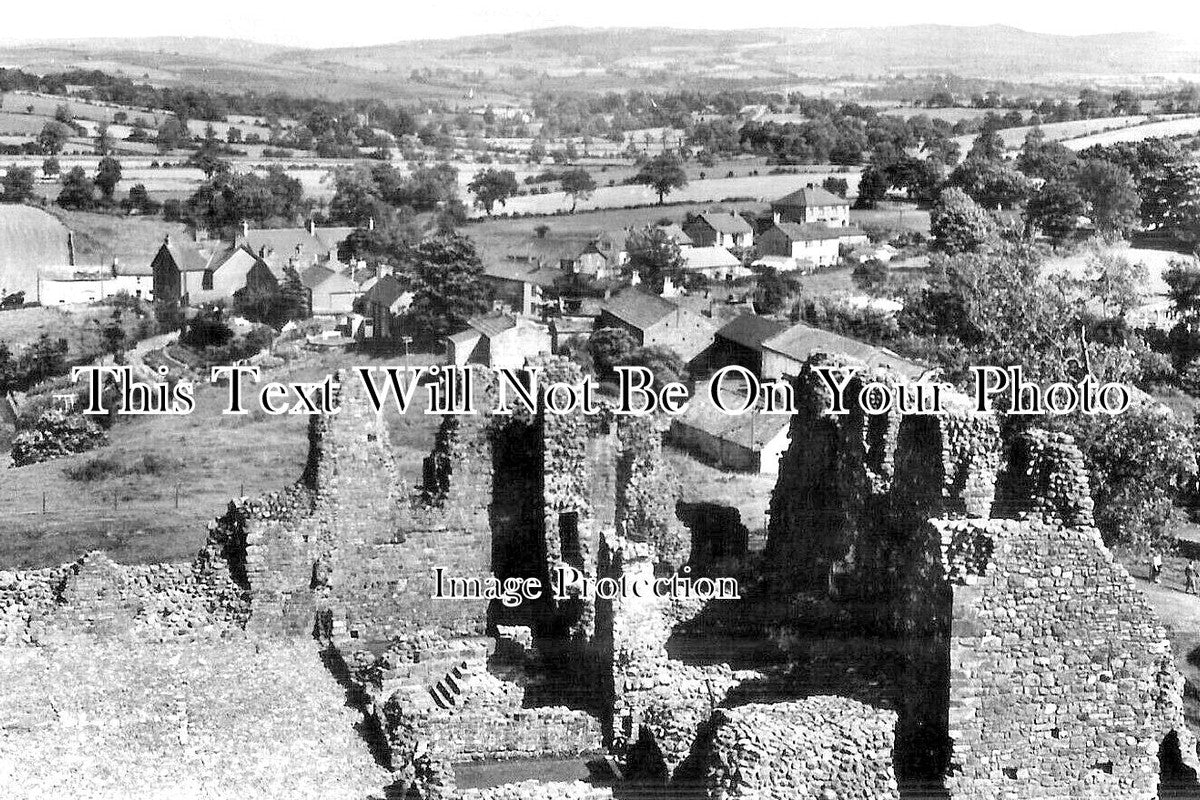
[307,219,316,235]
[241,220,249,238]
[368,216,375,232]
[67,232,75,267]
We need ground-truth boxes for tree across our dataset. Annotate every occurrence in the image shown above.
[1086,249,1147,319]
[822,177,849,198]
[754,267,802,314]
[467,168,519,216]
[42,157,59,178]
[1060,405,1196,550]
[95,123,112,156]
[560,168,597,213]
[930,187,995,254]
[1016,135,1076,182]
[949,159,1032,208]
[56,167,95,211]
[627,345,687,387]
[155,117,188,153]
[1072,159,1140,237]
[854,166,888,209]
[965,129,1005,162]
[1164,259,1200,321]
[94,156,122,202]
[625,226,684,293]
[1,167,36,204]
[587,327,636,381]
[400,232,490,343]
[187,142,230,179]
[1025,180,1087,244]
[634,153,688,205]
[529,140,547,163]
[37,121,72,155]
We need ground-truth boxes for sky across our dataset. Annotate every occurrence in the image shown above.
[1,2,1199,49]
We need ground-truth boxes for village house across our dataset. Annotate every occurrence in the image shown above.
[446,313,552,370]
[711,314,788,376]
[149,234,218,304]
[597,288,716,364]
[237,220,355,270]
[760,321,928,381]
[756,223,845,270]
[683,212,754,250]
[680,245,749,282]
[151,237,282,306]
[770,185,851,227]
[361,272,414,339]
[37,261,153,305]
[669,386,791,474]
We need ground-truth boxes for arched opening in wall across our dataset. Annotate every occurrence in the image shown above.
[1158,729,1200,798]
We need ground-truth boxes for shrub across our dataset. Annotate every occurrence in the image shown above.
[10,410,108,467]
[63,455,122,481]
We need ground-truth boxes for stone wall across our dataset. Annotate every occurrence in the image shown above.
[697,697,899,800]
[0,549,246,645]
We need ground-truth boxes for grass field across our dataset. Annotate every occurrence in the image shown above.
[0,205,71,298]
[951,114,1188,155]
[0,90,172,127]
[482,172,864,218]
[1063,116,1200,149]
[48,208,191,266]
[0,349,446,569]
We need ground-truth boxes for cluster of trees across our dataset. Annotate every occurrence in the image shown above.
[182,166,305,232]
[53,157,124,211]
[584,327,686,388]
[330,161,462,226]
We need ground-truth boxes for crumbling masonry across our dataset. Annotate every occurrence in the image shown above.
[1,354,1198,800]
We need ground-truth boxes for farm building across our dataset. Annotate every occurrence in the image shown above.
[361,273,414,339]
[37,262,152,305]
[446,313,552,370]
[760,322,928,381]
[598,288,716,364]
[756,222,867,269]
[669,387,791,474]
[711,314,788,376]
[683,212,754,250]
[301,263,361,316]
[151,239,284,306]
[770,185,851,227]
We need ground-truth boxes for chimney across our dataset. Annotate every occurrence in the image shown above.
[241,220,249,238]
[67,232,75,267]
[307,219,316,235]
[368,216,375,232]
[163,233,171,246]
[772,211,781,225]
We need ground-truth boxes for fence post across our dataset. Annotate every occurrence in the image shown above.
[41,492,46,514]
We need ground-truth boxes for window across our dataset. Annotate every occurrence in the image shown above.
[201,270,214,290]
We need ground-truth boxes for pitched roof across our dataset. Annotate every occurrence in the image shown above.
[362,273,409,308]
[483,261,566,288]
[693,212,753,235]
[467,313,518,338]
[770,222,861,242]
[112,260,153,277]
[675,388,791,450]
[240,225,353,261]
[681,245,742,271]
[299,264,336,289]
[717,314,788,350]
[600,288,681,331]
[159,238,212,272]
[762,322,926,378]
[656,224,693,246]
[772,186,849,208]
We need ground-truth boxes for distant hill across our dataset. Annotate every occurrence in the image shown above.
[0,26,1198,100]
